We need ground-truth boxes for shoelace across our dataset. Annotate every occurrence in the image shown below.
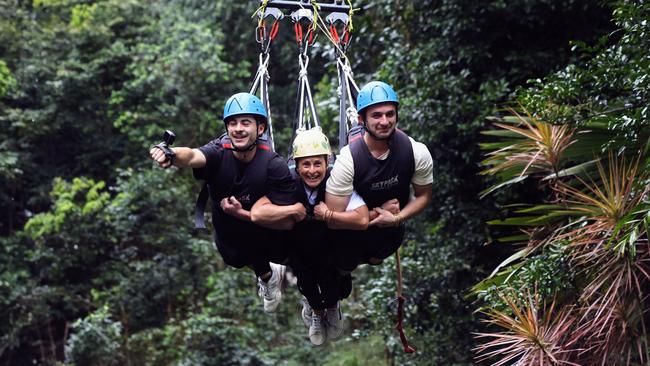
[326,306,341,325]
[311,315,325,331]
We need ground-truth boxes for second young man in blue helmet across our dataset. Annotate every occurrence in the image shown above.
[149,92,305,313]
[325,81,434,271]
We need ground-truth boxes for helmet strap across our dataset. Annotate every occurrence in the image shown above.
[231,141,258,152]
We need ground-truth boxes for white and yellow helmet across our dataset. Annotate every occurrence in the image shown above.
[292,127,332,159]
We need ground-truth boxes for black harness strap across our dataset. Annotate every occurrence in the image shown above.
[195,183,210,229]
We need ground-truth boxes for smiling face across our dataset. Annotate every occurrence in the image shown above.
[226,114,264,150]
[296,155,327,189]
[360,102,398,140]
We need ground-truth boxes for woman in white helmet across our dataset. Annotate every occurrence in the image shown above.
[252,127,367,346]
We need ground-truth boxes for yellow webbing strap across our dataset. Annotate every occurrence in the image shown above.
[309,0,320,32]
[252,0,269,27]
[346,0,357,32]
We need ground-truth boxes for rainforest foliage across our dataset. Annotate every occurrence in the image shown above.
[2,0,645,365]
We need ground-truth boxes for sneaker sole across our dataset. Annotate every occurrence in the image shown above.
[302,308,311,327]
[263,264,286,313]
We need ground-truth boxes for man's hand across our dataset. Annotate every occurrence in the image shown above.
[150,147,172,168]
[313,201,329,221]
[381,198,400,214]
[291,203,307,223]
[369,198,400,221]
[369,207,399,228]
[221,196,245,219]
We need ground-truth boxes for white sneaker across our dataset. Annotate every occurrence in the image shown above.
[301,297,312,328]
[309,313,327,346]
[257,263,286,313]
[325,301,343,341]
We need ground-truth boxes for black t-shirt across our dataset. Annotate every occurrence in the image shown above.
[193,142,296,245]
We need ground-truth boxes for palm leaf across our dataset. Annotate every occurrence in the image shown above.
[474,292,579,365]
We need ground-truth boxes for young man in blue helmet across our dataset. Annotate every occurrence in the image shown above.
[325,81,434,271]
[251,127,368,346]
[149,92,304,313]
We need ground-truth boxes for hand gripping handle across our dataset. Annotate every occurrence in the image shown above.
[155,130,176,166]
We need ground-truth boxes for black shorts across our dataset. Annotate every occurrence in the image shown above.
[288,224,341,309]
[213,229,289,270]
[334,226,405,271]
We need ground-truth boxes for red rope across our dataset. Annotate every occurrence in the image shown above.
[270,20,280,41]
[307,28,315,45]
[342,25,350,46]
[395,250,416,353]
[329,24,340,44]
[294,23,303,44]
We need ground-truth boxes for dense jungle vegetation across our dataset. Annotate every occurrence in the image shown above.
[1,0,648,365]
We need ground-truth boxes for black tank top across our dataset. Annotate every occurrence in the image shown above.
[350,130,415,209]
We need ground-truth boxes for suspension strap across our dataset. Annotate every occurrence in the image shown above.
[322,7,360,149]
[335,53,360,148]
[250,6,285,152]
[289,8,320,156]
[395,249,416,353]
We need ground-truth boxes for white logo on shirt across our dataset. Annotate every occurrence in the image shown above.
[370,175,399,191]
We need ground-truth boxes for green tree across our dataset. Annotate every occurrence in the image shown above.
[337,1,615,364]
[474,1,650,364]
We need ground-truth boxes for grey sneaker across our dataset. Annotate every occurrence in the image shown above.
[301,297,312,328]
[325,301,343,341]
[257,263,286,313]
[309,313,327,346]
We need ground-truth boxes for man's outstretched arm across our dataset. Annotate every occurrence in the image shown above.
[150,147,206,169]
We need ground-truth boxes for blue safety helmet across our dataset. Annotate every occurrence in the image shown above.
[356,81,399,114]
[223,92,268,127]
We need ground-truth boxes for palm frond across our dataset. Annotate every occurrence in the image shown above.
[557,151,647,257]
[482,109,577,179]
[570,293,650,366]
[474,292,579,366]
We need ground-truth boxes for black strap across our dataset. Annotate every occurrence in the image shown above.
[194,182,210,229]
